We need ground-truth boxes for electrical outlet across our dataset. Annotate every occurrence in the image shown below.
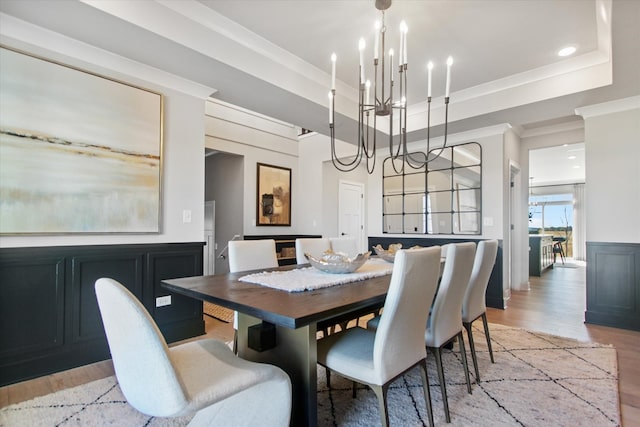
[156,295,171,307]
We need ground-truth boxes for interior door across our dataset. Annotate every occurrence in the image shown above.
[338,180,365,253]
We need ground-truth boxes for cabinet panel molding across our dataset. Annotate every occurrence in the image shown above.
[586,242,640,331]
[0,256,65,358]
[0,242,204,386]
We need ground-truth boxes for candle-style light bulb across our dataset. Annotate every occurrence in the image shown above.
[328,91,334,124]
[331,53,337,90]
[389,48,394,82]
[358,38,366,82]
[445,56,453,98]
[400,21,408,65]
[374,21,381,60]
[427,61,434,97]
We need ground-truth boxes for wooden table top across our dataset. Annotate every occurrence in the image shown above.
[162,264,392,329]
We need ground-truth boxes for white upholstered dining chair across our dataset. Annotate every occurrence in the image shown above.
[329,236,359,258]
[95,278,291,427]
[228,239,279,273]
[228,239,279,352]
[317,247,441,427]
[462,239,499,382]
[295,237,331,264]
[425,241,476,423]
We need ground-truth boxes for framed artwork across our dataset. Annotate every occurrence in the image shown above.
[0,46,163,234]
[256,163,291,226]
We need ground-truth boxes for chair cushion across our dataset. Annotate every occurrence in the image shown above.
[317,327,380,385]
[170,339,289,415]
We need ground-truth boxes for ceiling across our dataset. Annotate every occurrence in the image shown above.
[1,0,639,146]
[530,143,586,187]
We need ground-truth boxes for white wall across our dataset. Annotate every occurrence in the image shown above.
[298,131,370,238]
[204,99,300,235]
[578,99,640,243]
[0,20,208,248]
[297,133,327,236]
[366,126,507,240]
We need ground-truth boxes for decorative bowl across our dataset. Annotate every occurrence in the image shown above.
[372,243,402,263]
[305,250,371,274]
[372,243,423,262]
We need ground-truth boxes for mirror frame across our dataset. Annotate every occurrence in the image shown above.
[382,142,482,235]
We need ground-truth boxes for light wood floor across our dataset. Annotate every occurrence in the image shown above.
[2,262,639,425]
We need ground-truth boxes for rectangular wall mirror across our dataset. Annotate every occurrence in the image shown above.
[382,142,482,235]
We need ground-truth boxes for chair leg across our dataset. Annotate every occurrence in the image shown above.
[430,346,450,423]
[481,313,495,363]
[419,359,435,427]
[457,332,472,394]
[326,368,331,388]
[352,381,357,398]
[464,321,481,382]
[371,384,390,427]
[232,330,238,354]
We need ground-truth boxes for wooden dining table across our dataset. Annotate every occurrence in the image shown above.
[161,262,393,427]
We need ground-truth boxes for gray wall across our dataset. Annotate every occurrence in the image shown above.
[205,153,244,274]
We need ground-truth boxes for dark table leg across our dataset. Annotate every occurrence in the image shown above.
[237,314,318,427]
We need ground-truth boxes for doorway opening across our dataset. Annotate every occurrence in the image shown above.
[528,189,574,259]
[528,143,586,263]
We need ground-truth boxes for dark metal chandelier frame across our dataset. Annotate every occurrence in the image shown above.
[328,0,451,174]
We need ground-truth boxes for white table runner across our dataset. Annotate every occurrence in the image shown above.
[238,258,394,292]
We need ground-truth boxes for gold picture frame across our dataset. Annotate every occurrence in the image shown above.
[256,163,291,226]
[0,46,163,234]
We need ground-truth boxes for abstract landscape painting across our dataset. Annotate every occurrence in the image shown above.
[0,47,163,234]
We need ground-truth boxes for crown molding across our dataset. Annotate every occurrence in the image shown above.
[0,12,216,99]
[575,96,640,118]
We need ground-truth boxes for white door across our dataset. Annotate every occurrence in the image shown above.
[338,180,365,253]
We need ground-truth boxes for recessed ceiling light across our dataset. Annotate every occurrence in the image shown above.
[558,46,577,57]
[568,155,577,160]
[573,165,580,169]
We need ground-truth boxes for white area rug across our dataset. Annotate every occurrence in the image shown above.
[0,324,619,426]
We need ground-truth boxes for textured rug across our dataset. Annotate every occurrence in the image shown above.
[0,324,619,426]
[202,301,233,323]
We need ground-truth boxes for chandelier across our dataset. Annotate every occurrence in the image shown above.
[328,0,453,174]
